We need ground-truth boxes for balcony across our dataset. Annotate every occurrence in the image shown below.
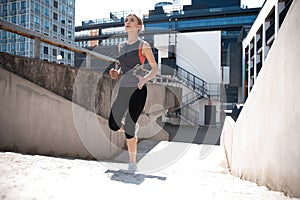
[256,61,262,74]
[265,21,275,44]
[279,0,293,28]
[250,66,254,77]
[256,38,262,52]
[250,47,254,58]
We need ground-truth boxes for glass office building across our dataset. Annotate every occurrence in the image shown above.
[0,0,75,65]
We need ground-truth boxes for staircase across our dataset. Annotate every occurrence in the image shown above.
[152,63,213,126]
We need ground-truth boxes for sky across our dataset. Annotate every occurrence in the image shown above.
[75,0,266,26]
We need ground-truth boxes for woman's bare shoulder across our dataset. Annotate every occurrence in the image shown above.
[141,40,151,49]
[118,41,127,48]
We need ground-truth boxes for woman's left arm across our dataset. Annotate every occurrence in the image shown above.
[137,42,158,89]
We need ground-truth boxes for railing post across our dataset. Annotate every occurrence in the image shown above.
[86,53,91,68]
[193,75,195,89]
[34,37,41,59]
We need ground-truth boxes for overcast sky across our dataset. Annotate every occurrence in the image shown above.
[75,0,266,26]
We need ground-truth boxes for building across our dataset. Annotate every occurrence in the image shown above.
[242,0,293,100]
[0,0,75,65]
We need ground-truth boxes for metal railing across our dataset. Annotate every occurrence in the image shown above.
[265,21,275,44]
[279,0,293,28]
[0,19,119,67]
[176,65,209,97]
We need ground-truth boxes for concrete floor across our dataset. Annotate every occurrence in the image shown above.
[0,140,296,200]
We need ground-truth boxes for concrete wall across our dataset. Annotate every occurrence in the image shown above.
[0,67,114,160]
[221,1,300,197]
[0,53,180,160]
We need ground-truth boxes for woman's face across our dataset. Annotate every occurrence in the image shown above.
[124,15,141,33]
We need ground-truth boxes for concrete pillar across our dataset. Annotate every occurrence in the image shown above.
[253,36,257,82]
[247,46,251,95]
[34,37,41,59]
[98,28,102,45]
[241,49,244,99]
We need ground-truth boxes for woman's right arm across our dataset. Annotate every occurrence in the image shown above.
[109,43,123,79]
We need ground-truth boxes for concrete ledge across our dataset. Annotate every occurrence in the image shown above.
[220,116,235,169]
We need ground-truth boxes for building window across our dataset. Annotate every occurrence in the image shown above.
[44,20,49,29]
[53,24,57,32]
[11,16,17,23]
[2,31,7,39]
[34,3,40,11]
[68,10,73,17]
[67,53,71,60]
[61,16,65,24]
[21,1,26,9]
[3,4,8,13]
[67,31,72,38]
[21,15,26,23]
[60,51,64,58]
[34,16,40,25]
[61,5,66,13]
[11,43,16,52]
[53,0,58,8]
[44,7,49,16]
[53,12,58,20]
[61,28,65,35]
[45,0,49,4]
[52,49,57,56]
[11,3,16,11]
[68,20,72,27]
[44,46,48,54]
[20,42,25,51]
[2,44,7,52]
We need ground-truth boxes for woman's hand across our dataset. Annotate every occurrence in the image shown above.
[109,68,119,79]
[137,76,147,90]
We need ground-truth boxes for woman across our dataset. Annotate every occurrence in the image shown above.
[108,14,158,172]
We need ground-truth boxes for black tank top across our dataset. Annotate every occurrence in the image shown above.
[118,39,144,87]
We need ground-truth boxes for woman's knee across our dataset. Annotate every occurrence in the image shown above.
[125,132,134,139]
[108,115,120,131]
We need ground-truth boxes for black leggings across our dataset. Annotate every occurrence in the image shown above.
[109,85,147,139]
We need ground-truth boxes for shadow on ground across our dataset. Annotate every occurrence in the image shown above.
[163,123,222,145]
[105,169,167,185]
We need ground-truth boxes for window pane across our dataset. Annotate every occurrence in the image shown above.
[12,3,16,11]
[53,12,58,20]
[54,0,58,8]
[52,49,57,56]
[44,46,48,54]
[21,1,26,9]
